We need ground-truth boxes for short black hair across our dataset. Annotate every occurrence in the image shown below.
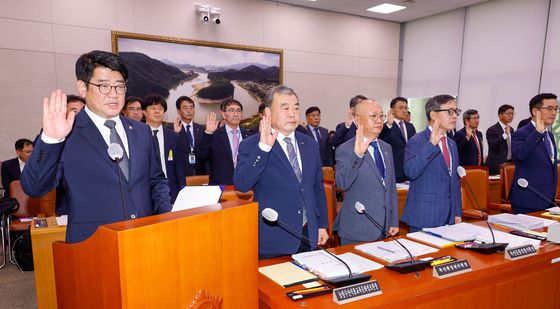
[15,138,33,151]
[498,104,514,114]
[349,95,367,108]
[529,93,558,116]
[75,50,128,84]
[124,96,143,109]
[305,106,321,116]
[390,97,408,108]
[66,95,85,105]
[221,99,243,112]
[142,94,167,112]
[463,109,479,125]
[425,94,456,121]
[176,96,194,110]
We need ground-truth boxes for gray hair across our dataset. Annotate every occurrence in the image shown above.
[462,109,478,125]
[425,94,456,121]
[263,85,298,108]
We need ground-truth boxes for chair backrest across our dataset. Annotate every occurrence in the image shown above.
[9,180,43,217]
[185,175,209,186]
[322,166,334,184]
[460,167,489,211]
[323,182,336,238]
[501,163,515,201]
[220,190,254,202]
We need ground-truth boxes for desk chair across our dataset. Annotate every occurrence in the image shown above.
[219,190,253,202]
[500,162,515,203]
[185,175,209,186]
[461,166,511,222]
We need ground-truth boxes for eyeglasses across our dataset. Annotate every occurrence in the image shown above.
[225,109,242,114]
[435,108,462,116]
[126,107,142,112]
[537,106,560,113]
[357,114,386,121]
[87,82,127,95]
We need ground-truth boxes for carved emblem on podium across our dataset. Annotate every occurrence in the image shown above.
[188,289,223,309]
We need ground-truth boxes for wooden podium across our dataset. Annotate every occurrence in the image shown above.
[52,200,258,308]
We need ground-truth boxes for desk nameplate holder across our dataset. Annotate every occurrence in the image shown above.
[332,280,382,305]
[505,244,537,261]
[433,260,472,279]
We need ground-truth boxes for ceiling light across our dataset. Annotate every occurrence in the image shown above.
[367,3,406,14]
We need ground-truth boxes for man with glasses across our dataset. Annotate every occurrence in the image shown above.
[509,93,558,214]
[486,104,515,175]
[335,99,399,245]
[21,50,171,243]
[402,95,462,231]
[379,97,417,183]
[199,99,253,185]
[1,138,33,197]
[122,96,143,122]
[453,109,484,167]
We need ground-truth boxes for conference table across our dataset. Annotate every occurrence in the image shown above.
[258,212,560,308]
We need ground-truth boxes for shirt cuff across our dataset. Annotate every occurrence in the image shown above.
[41,132,64,144]
[258,142,272,152]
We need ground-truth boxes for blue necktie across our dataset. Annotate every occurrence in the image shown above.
[185,124,194,149]
[284,137,302,182]
[314,128,321,144]
[371,140,385,179]
[544,132,554,160]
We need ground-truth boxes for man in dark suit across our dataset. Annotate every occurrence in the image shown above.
[1,138,33,197]
[509,93,558,214]
[335,100,399,245]
[199,99,252,185]
[331,95,367,148]
[21,50,171,243]
[453,109,484,167]
[379,97,417,182]
[121,96,143,122]
[234,86,328,259]
[142,94,186,202]
[174,96,207,176]
[517,116,531,129]
[486,104,515,175]
[304,106,333,167]
[402,95,462,231]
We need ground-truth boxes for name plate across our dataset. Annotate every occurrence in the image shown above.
[332,280,382,305]
[433,259,472,279]
[505,244,537,260]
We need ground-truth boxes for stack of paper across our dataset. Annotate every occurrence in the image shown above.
[475,230,541,250]
[355,239,438,263]
[258,262,318,287]
[406,231,459,248]
[291,250,382,280]
[547,206,560,215]
[488,213,544,230]
[422,223,479,241]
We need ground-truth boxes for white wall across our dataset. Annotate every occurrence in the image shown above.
[0,0,400,159]
[401,0,560,155]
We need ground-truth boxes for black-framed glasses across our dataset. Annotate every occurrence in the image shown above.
[435,108,462,116]
[357,114,386,121]
[537,106,560,113]
[87,82,127,95]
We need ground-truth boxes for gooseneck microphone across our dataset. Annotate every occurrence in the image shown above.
[354,202,430,275]
[517,178,557,208]
[108,143,129,220]
[457,166,507,254]
[261,208,370,287]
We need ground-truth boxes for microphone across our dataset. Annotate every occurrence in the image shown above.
[354,202,430,275]
[517,178,557,208]
[261,208,371,287]
[457,166,507,254]
[107,143,129,220]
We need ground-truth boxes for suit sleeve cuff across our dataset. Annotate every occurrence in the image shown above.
[41,132,64,144]
[258,143,272,152]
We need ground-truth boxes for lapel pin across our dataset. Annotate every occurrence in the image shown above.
[128,125,133,129]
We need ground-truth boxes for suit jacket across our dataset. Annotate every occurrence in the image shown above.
[162,128,187,202]
[305,125,334,167]
[485,122,514,175]
[379,120,417,182]
[1,158,20,197]
[21,110,171,243]
[331,122,357,148]
[335,138,398,242]
[177,122,207,176]
[509,122,557,213]
[517,117,531,130]
[402,128,462,228]
[453,127,484,167]
[199,126,252,185]
[234,132,328,255]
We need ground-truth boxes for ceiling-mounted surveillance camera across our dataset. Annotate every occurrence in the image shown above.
[210,7,222,25]
[212,17,220,24]
[201,14,210,23]
[195,3,211,24]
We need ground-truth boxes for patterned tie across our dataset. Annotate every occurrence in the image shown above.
[544,132,554,161]
[398,121,407,142]
[370,140,386,179]
[473,131,482,165]
[185,124,194,149]
[104,120,129,181]
[314,127,321,144]
[284,137,302,183]
[441,136,451,171]
[232,129,239,167]
[506,133,512,160]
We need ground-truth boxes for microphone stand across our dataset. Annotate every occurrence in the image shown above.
[113,158,129,220]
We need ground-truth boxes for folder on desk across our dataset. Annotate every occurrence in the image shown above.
[258,262,319,288]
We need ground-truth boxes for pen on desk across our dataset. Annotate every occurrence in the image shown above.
[491,222,511,230]
[377,246,396,254]
[424,231,443,238]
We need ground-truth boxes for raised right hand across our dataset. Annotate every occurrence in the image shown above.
[43,90,75,141]
[430,119,441,146]
[354,123,373,156]
[386,110,395,126]
[466,126,473,139]
[535,111,545,133]
[344,109,354,128]
[205,112,218,133]
[259,108,277,147]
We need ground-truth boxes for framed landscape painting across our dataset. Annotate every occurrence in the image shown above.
[111,31,283,125]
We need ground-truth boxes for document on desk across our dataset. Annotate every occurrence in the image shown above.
[55,215,68,226]
[291,250,380,280]
[406,231,459,248]
[547,206,560,215]
[488,213,546,230]
[422,223,480,242]
[355,239,438,263]
[475,230,541,250]
[258,262,319,288]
